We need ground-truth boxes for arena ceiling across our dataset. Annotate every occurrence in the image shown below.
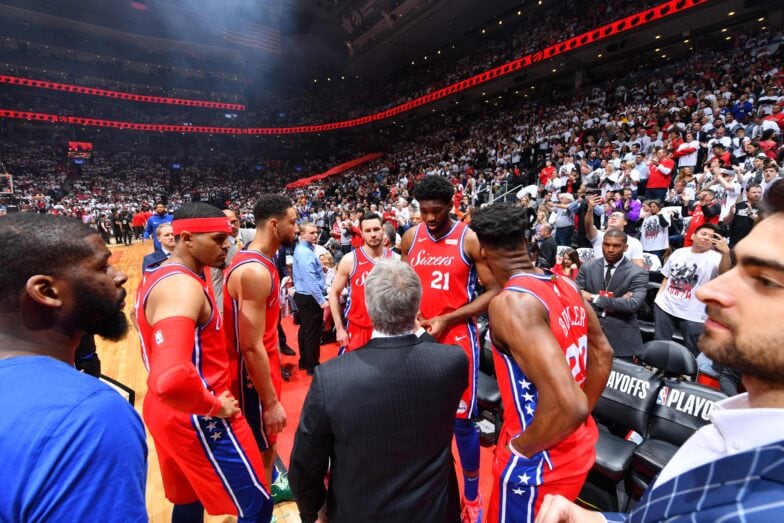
[0,0,535,78]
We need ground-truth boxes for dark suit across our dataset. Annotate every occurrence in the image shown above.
[576,257,649,358]
[141,249,169,272]
[289,334,467,523]
[539,235,557,268]
[606,439,784,522]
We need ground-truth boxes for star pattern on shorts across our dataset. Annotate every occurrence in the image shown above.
[206,421,218,431]
[518,378,531,390]
[512,487,525,496]
[525,404,535,416]
[210,431,223,441]
[522,392,534,402]
[518,473,531,484]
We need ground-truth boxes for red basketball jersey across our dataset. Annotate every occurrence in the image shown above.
[344,246,393,329]
[223,251,279,397]
[224,250,280,355]
[407,221,477,323]
[493,272,595,460]
[135,263,231,397]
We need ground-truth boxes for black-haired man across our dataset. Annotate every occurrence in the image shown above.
[224,195,298,491]
[724,183,763,247]
[136,202,273,522]
[654,222,731,355]
[576,229,649,359]
[328,212,394,353]
[400,175,501,522]
[0,213,147,521]
[143,202,173,252]
[469,202,613,522]
[537,180,784,522]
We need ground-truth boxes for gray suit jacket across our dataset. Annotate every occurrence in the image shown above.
[289,334,467,523]
[576,257,649,357]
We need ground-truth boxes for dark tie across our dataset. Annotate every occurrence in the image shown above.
[604,263,615,290]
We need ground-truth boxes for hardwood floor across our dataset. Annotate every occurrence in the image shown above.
[98,241,301,523]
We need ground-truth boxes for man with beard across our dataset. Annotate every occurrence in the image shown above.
[0,213,147,521]
[135,203,273,523]
[328,213,394,353]
[224,195,297,492]
[536,178,784,522]
[400,175,501,522]
[143,202,173,252]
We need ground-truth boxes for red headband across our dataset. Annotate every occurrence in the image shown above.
[172,217,232,235]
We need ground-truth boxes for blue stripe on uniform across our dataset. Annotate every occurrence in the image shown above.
[191,415,271,520]
[499,455,544,523]
[466,318,480,418]
[500,352,527,432]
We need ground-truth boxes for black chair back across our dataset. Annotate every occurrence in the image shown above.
[647,379,727,445]
[641,340,697,378]
[594,359,662,435]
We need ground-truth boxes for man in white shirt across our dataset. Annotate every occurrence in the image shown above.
[558,155,575,178]
[706,167,741,220]
[639,200,669,259]
[653,223,731,355]
[535,178,784,523]
[675,131,699,169]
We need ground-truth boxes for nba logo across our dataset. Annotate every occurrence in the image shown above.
[656,386,669,406]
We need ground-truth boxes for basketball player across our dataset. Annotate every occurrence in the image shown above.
[400,175,501,522]
[135,203,272,523]
[328,212,394,353]
[224,195,297,488]
[469,203,613,522]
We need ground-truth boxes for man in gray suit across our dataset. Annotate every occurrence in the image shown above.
[289,260,467,523]
[576,229,649,360]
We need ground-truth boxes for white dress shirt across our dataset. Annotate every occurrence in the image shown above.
[654,393,784,487]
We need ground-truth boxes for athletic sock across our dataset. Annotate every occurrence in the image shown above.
[453,418,480,501]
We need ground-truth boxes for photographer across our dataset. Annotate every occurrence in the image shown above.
[704,162,741,221]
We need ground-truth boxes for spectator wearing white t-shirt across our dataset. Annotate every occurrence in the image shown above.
[707,168,742,220]
[674,132,700,169]
[640,200,670,260]
[584,194,644,267]
[653,223,731,355]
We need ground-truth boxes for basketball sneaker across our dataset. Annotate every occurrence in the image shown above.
[271,470,294,504]
[461,494,482,523]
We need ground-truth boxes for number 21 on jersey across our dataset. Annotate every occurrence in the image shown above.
[431,270,450,291]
